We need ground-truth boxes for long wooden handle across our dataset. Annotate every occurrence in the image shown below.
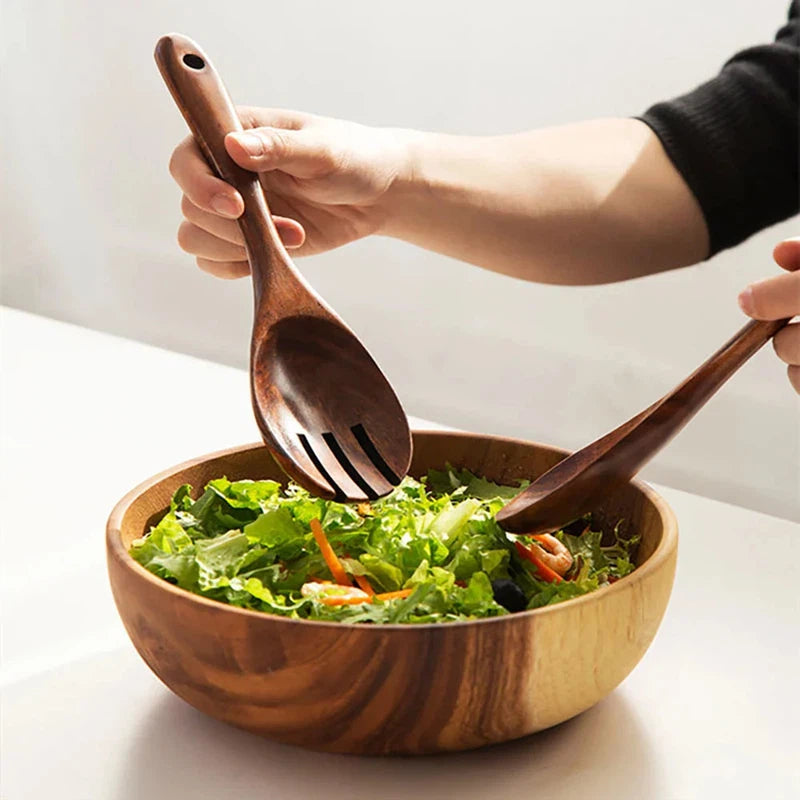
[497,316,790,533]
[665,317,788,411]
[154,33,287,303]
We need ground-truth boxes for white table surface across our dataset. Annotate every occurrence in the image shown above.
[1,306,798,800]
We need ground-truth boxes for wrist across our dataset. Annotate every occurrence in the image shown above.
[373,128,437,238]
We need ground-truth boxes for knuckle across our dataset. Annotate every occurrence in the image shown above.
[321,148,342,172]
[314,140,344,173]
[264,129,289,161]
[236,105,261,129]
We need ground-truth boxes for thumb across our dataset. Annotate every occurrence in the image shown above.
[773,237,800,272]
[225,127,337,179]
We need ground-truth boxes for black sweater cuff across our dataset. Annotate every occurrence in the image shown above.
[636,3,799,256]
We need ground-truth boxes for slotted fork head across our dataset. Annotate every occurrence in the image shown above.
[154,33,412,501]
[251,316,412,501]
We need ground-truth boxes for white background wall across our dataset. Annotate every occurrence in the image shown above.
[2,0,797,520]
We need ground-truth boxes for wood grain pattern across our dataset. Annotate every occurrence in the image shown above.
[154,34,411,502]
[107,431,677,755]
[496,317,789,534]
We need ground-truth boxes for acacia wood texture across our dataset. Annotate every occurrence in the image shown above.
[107,431,677,755]
[154,34,411,501]
[497,318,789,534]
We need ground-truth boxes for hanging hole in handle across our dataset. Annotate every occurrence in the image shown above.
[182,53,205,70]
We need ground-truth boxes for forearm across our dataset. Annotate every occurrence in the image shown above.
[379,118,709,285]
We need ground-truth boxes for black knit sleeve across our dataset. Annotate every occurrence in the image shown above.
[637,2,799,256]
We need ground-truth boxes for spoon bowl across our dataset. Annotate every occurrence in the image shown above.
[252,315,410,500]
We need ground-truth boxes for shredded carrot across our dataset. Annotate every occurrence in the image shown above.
[374,589,414,602]
[309,518,351,586]
[530,553,563,584]
[354,574,375,596]
[514,541,563,583]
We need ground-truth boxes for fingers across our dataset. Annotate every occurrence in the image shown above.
[225,126,340,179]
[180,195,307,250]
[178,221,247,262]
[169,108,314,214]
[738,269,800,321]
[178,215,304,254]
[181,194,245,245]
[773,237,800,272]
[236,106,312,132]
[169,108,313,280]
[178,195,306,278]
[773,322,800,365]
[741,238,800,395]
[169,138,244,218]
[196,257,251,280]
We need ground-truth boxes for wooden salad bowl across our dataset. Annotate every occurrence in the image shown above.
[107,431,677,755]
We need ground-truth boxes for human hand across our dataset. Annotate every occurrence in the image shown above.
[168,107,411,278]
[738,238,800,394]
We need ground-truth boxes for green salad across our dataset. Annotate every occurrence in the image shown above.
[131,467,638,624]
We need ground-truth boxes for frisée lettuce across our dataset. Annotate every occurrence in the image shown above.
[130,467,638,623]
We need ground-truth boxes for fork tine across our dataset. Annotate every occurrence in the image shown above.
[350,423,402,486]
[297,433,371,502]
[329,427,397,499]
[295,433,346,499]
[321,433,379,500]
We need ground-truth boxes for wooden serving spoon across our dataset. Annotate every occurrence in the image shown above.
[155,34,412,501]
[495,317,790,534]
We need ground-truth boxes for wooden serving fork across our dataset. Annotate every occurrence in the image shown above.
[155,34,412,501]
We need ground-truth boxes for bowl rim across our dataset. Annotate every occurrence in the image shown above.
[107,431,678,632]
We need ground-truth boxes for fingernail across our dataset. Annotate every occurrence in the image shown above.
[738,286,755,316]
[210,194,241,218]
[235,132,264,156]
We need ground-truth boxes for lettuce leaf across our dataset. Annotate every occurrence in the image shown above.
[130,468,638,623]
[427,465,529,500]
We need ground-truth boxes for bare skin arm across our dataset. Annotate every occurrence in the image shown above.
[380,119,709,285]
[169,110,797,394]
[171,111,708,284]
